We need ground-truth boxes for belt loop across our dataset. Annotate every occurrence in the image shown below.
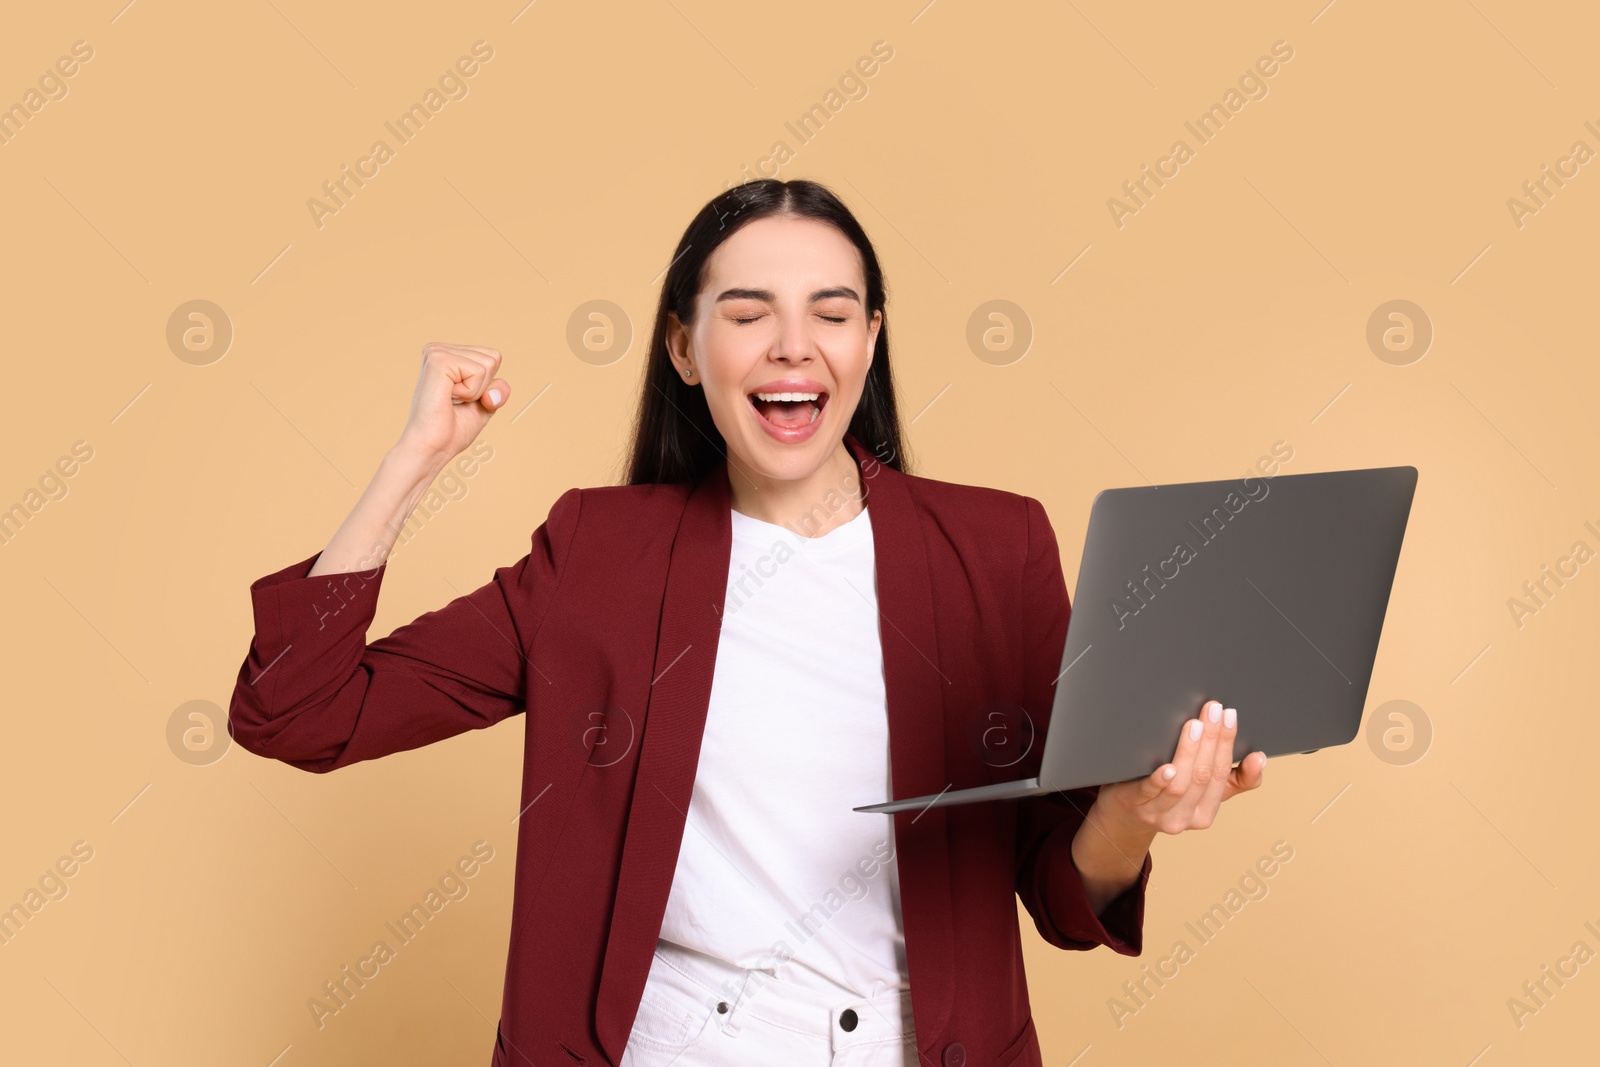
[718,966,766,1037]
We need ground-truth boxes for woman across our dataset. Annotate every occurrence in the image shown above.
[229,178,1267,1067]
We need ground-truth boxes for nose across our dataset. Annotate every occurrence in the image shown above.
[772,308,816,365]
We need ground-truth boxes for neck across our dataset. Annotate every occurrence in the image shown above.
[727,439,866,539]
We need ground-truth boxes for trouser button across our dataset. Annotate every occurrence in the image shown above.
[839,1008,859,1032]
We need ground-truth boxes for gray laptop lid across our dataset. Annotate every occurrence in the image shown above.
[1038,465,1417,792]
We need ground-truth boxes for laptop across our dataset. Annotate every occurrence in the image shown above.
[854,464,1418,814]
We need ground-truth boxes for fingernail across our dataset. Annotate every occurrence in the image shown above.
[1224,706,1236,729]
[1189,720,1202,741]
[1162,766,1176,781]
[1208,703,1221,723]
[488,388,502,406]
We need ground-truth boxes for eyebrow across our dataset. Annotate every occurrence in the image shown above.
[713,286,862,304]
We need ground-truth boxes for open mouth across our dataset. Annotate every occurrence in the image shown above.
[747,389,829,429]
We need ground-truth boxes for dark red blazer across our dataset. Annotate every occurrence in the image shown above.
[230,431,1151,1067]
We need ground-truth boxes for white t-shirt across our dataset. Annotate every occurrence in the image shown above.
[655,503,909,1000]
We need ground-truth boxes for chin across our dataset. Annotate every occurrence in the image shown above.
[742,436,838,478]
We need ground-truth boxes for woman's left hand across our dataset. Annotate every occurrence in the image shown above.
[1093,698,1267,837]
[1069,699,1267,914]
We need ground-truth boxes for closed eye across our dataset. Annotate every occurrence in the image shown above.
[731,313,849,325]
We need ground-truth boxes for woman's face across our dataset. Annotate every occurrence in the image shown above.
[667,214,882,484]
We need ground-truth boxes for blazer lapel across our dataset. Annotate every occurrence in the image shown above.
[594,454,732,1060]
[842,433,956,1044]
[594,433,954,1061]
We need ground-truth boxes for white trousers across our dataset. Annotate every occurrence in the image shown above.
[620,941,918,1067]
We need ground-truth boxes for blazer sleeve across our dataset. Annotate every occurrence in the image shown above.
[227,486,583,773]
[1013,494,1151,955]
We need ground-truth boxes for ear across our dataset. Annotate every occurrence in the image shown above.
[665,311,692,377]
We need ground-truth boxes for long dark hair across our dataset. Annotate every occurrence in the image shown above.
[623,178,908,486]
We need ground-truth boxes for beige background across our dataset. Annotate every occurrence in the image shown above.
[2,0,1595,1063]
